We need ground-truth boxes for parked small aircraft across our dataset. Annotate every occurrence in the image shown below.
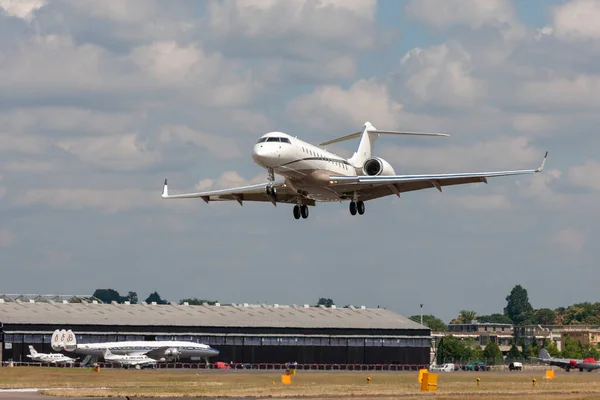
[539,348,600,372]
[26,345,76,364]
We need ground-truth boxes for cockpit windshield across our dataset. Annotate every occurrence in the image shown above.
[257,137,291,144]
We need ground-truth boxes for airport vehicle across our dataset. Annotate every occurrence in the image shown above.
[26,345,76,364]
[429,363,456,372]
[161,121,548,219]
[538,348,600,372]
[51,329,219,361]
[508,361,523,371]
[102,349,157,369]
[464,361,490,371]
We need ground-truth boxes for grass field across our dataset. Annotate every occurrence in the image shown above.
[2,367,600,398]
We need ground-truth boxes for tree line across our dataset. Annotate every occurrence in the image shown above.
[410,284,600,331]
[92,290,337,308]
[91,289,218,306]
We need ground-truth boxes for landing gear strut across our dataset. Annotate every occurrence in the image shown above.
[293,205,309,219]
[349,201,365,216]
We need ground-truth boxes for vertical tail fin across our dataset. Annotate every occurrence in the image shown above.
[28,345,38,355]
[349,122,378,168]
[539,348,551,360]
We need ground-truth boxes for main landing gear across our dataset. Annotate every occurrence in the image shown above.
[349,201,365,216]
[293,205,309,219]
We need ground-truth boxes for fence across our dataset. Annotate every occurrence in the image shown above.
[0,361,429,371]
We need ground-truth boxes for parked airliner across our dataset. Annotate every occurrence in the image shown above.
[51,329,219,361]
[162,122,547,219]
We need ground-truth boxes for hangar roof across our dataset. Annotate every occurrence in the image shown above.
[0,300,425,331]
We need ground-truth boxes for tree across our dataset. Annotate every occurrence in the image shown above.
[179,298,218,305]
[504,285,534,325]
[483,341,503,365]
[477,314,513,324]
[145,291,168,304]
[561,336,583,359]
[582,343,600,360]
[450,310,477,324]
[507,343,522,360]
[409,315,447,332]
[127,291,138,304]
[534,308,556,325]
[92,289,127,304]
[316,298,334,307]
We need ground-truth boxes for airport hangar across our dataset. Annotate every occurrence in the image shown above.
[0,295,430,366]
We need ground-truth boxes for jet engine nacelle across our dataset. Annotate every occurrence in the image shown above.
[362,157,396,176]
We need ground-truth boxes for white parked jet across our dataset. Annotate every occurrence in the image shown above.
[26,345,76,364]
[161,122,548,219]
[102,349,157,369]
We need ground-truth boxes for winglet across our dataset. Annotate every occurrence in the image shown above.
[162,179,169,198]
[536,151,548,172]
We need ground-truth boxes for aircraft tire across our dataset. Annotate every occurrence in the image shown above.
[301,205,309,219]
[349,201,357,215]
[293,205,301,219]
[357,201,365,215]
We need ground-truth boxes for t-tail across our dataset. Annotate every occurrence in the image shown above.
[28,345,38,356]
[319,121,450,169]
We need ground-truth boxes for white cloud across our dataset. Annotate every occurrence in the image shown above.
[0,0,46,21]
[553,227,588,253]
[209,0,376,48]
[0,228,15,247]
[19,188,162,213]
[287,79,403,130]
[568,160,600,191]
[405,0,517,31]
[552,0,600,41]
[398,43,486,107]
[378,136,542,172]
[57,133,161,172]
[194,171,265,192]
[158,125,241,160]
[444,193,510,210]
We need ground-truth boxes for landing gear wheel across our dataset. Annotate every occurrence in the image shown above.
[349,201,357,215]
[293,205,301,220]
[300,205,309,219]
[357,201,365,215]
[266,186,276,196]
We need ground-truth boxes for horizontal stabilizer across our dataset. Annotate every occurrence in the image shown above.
[319,129,449,146]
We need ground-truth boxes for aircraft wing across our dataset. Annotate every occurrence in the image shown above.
[161,179,313,206]
[328,152,547,199]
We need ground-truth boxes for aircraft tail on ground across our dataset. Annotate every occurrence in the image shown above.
[28,345,37,355]
[539,348,551,360]
[51,329,77,352]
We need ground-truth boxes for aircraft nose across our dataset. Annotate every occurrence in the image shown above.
[252,144,278,166]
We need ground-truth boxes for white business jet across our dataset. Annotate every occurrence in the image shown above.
[161,122,547,219]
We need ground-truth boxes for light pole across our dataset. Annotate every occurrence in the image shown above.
[420,304,423,325]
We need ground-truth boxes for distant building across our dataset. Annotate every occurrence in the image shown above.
[447,322,514,350]
[0,294,431,366]
[560,329,600,347]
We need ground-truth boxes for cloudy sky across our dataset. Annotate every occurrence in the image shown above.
[0,0,598,323]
